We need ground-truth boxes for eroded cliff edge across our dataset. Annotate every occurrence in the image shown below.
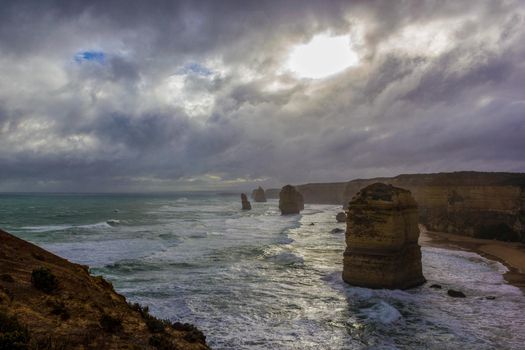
[0,228,209,350]
[267,172,525,242]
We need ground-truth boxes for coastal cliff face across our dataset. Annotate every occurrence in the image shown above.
[0,229,209,350]
[342,173,525,242]
[342,183,425,289]
[279,185,304,215]
[267,183,346,204]
[269,172,525,242]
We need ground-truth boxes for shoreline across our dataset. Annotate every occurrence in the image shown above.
[419,226,525,292]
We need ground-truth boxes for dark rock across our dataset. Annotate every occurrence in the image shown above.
[485,296,496,300]
[309,223,315,226]
[336,212,346,222]
[241,193,251,210]
[252,186,267,202]
[429,284,442,289]
[279,185,304,215]
[331,228,345,234]
[447,289,466,298]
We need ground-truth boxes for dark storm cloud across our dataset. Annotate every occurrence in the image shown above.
[0,0,524,191]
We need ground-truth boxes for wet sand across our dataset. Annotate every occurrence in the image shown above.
[419,226,525,292]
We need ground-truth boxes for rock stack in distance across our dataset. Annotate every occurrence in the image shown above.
[241,193,252,210]
[252,186,267,202]
[279,185,304,215]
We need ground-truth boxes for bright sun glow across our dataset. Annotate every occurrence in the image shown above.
[287,34,358,79]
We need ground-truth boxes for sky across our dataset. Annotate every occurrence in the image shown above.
[0,0,524,192]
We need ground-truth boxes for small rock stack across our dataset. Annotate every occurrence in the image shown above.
[241,193,252,210]
[252,186,267,202]
[279,185,304,215]
[342,183,425,289]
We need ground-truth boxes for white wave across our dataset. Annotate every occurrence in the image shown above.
[360,300,402,324]
[22,221,112,232]
[266,252,304,266]
[22,224,74,232]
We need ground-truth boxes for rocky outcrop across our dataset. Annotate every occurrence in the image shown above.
[251,186,267,202]
[269,172,525,242]
[336,212,346,223]
[279,185,304,215]
[241,193,252,210]
[0,228,209,350]
[342,183,426,289]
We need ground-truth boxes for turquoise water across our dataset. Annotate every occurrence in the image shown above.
[1,193,524,349]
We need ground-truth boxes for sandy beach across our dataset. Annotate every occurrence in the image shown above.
[419,226,525,291]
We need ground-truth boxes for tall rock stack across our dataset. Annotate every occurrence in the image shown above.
[279,185,304,215]
[252,186,267,202]
[241,193,252,210]
[342,183,425,289]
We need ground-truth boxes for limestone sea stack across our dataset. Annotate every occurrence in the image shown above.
[241,193,252,210]
[342,183,425,289]
[252,186,267,202]
[279,185,304,215]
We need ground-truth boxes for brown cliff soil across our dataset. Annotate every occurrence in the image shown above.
[0,228,210,350]
[420,226,525,292]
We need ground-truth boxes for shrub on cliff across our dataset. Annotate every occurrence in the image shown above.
[31,268,58,293]
[99,314,122,333]
[172,322,206,343]
[0,310,30,350]
[129,302,170,333]
[478,223,520,242]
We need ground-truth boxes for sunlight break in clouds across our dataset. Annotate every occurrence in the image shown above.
[286,33,359,79]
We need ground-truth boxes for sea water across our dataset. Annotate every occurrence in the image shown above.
[1,193,524,349]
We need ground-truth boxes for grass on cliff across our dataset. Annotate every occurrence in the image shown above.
[128,302,206,347]
[129,303,169,333]
[0,309,30,350]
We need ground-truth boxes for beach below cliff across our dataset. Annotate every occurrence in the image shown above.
[420,227,525,291]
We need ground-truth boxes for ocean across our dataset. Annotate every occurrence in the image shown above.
[1,193,524,349]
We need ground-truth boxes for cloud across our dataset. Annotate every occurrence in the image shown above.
[0,0,524,192]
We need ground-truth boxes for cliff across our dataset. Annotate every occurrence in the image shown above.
[268,172,525,242]
[343,183,425,289]
[343,172,525,242]
[0,228,209,350]
[267,182,346,204]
